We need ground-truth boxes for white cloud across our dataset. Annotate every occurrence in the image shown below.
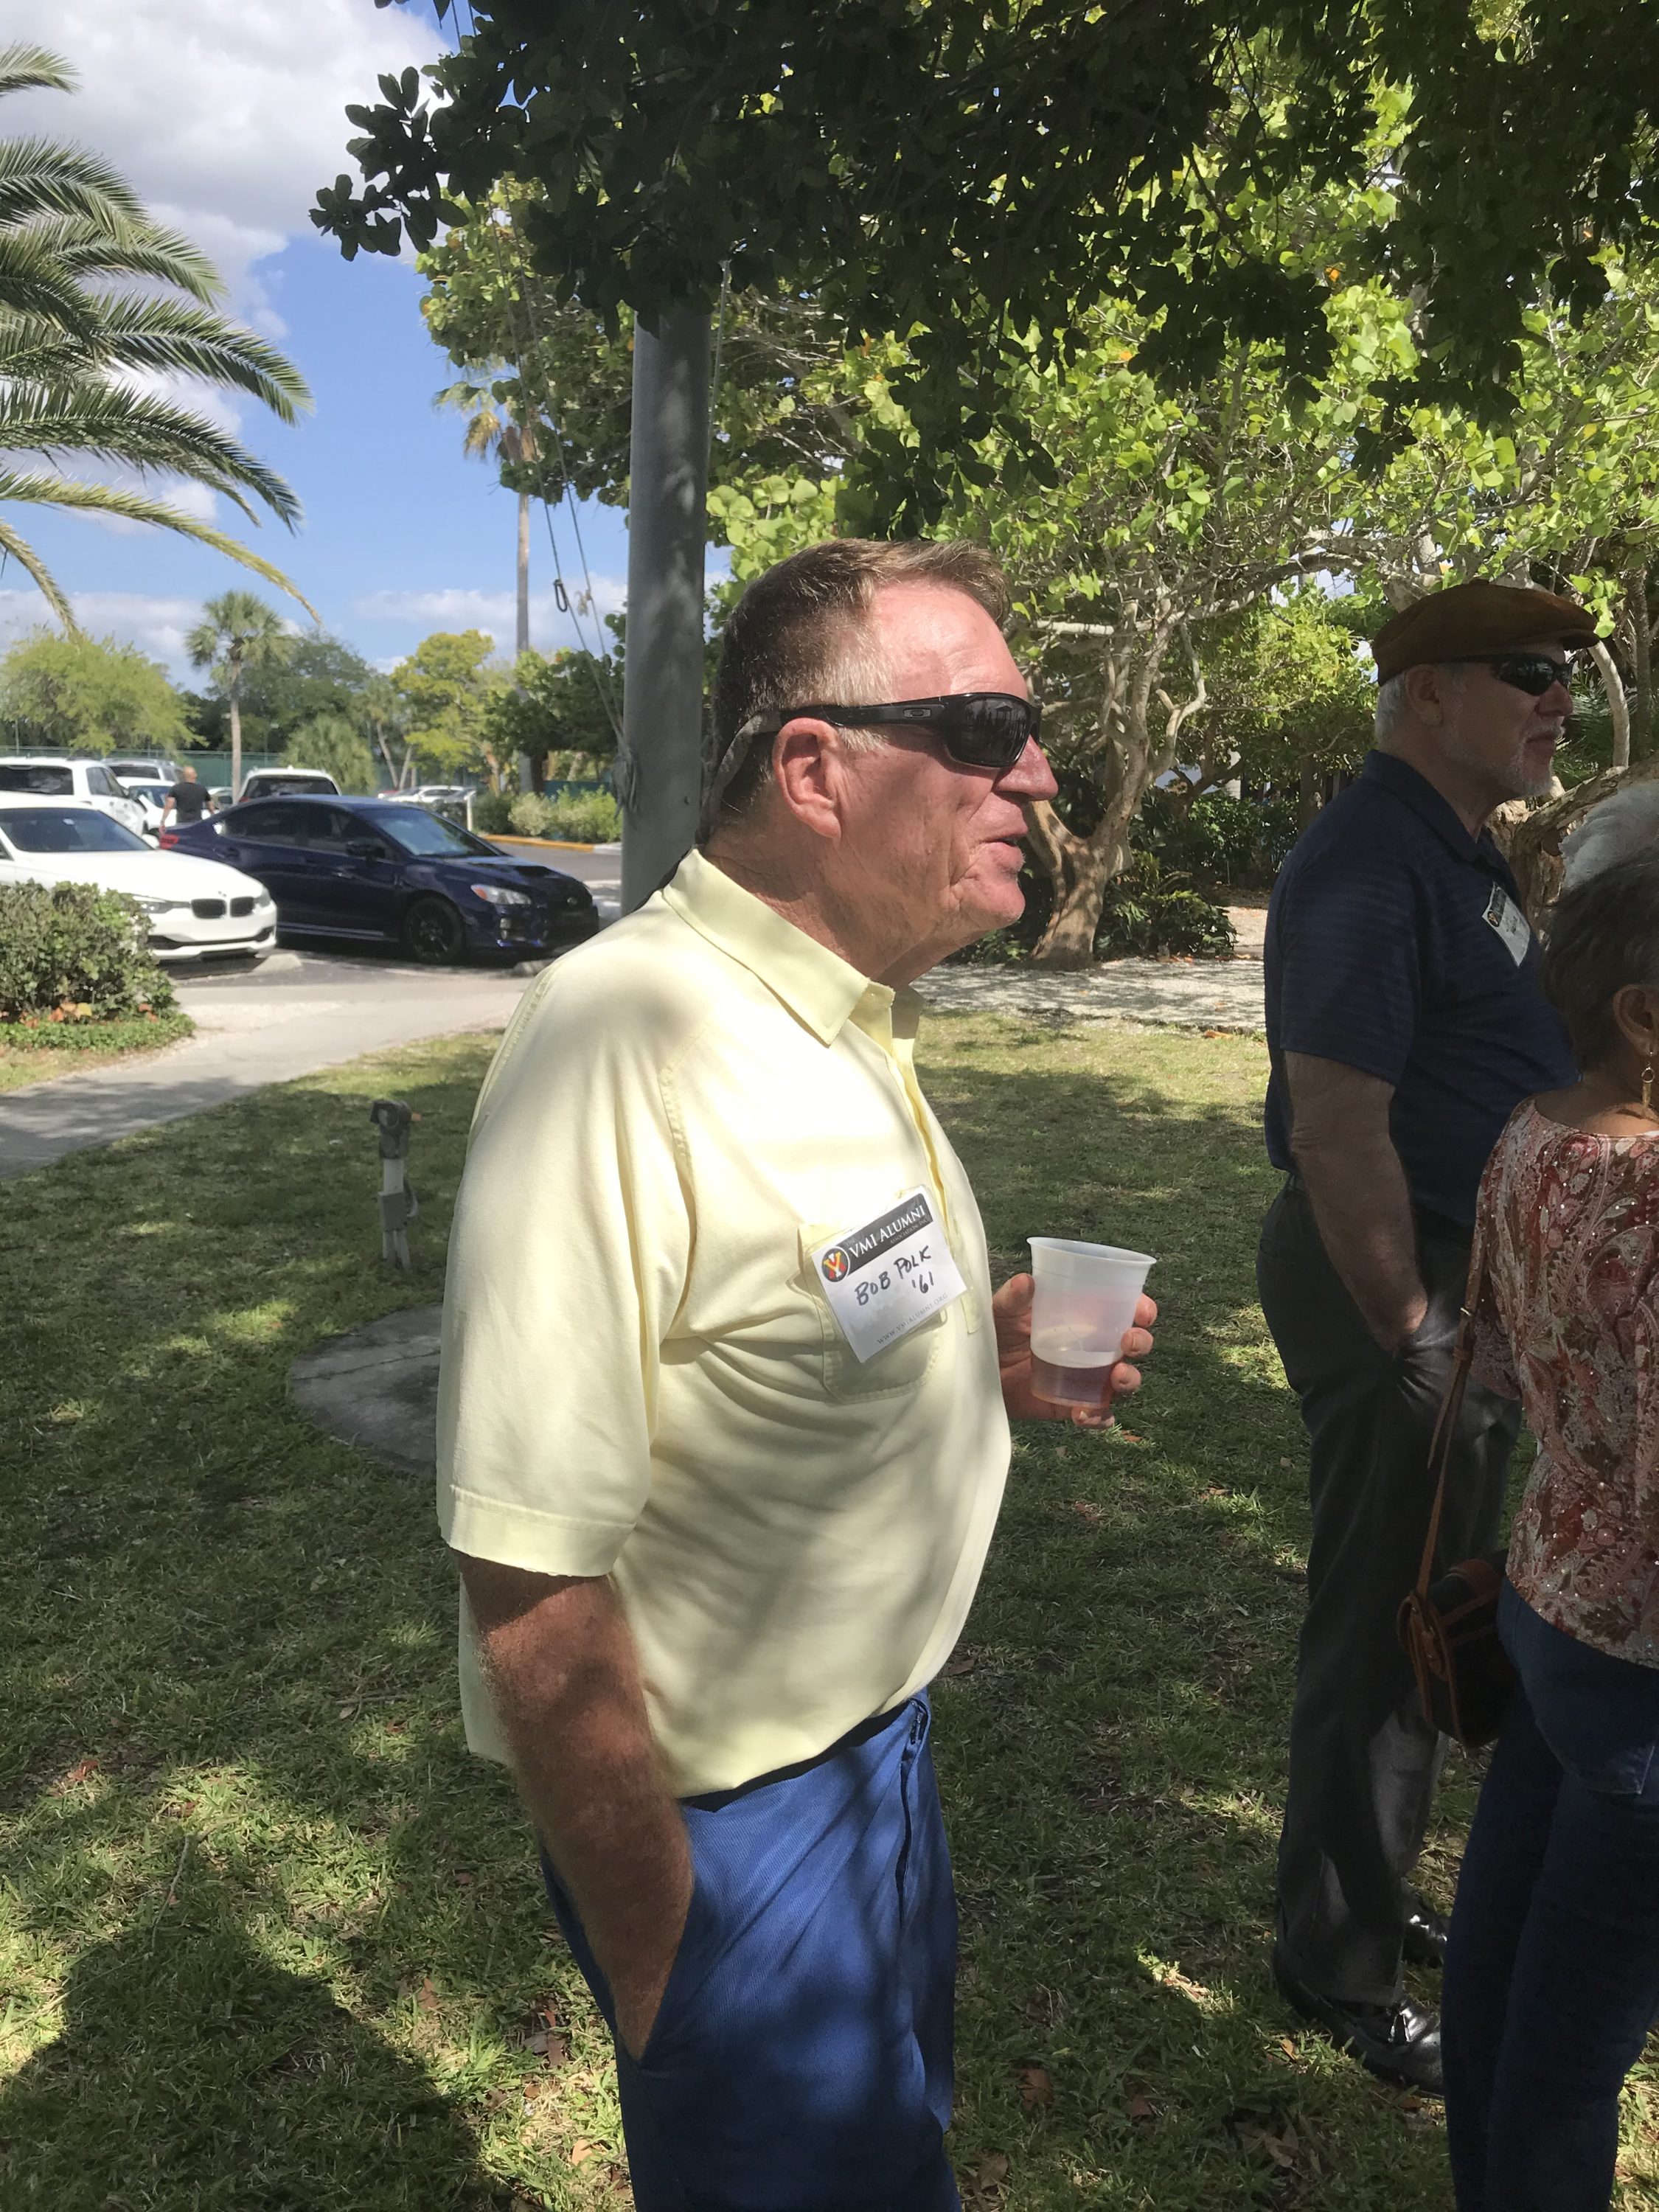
[0,589,206,672]
[1,1,442,311]
[352,577,627,655]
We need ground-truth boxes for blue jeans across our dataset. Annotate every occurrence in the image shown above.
[1444,1582,1659,2211]
[541,1694,961,2212]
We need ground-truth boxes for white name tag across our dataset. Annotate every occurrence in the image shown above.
[811,1188,966,1363]
[1483,886,1532,967]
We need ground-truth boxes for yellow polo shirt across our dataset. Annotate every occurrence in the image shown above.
[437,848,1010,1795]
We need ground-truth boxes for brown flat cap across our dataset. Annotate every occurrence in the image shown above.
[1371,580,1599,684]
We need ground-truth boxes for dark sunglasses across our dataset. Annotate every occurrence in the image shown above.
[1444,653,1578,696]
[732,691,1040,772]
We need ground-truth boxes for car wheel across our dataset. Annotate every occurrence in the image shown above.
[402,894,466,966]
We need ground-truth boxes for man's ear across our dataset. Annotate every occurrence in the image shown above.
[1403,661,1455,728]
[771,718,844,842]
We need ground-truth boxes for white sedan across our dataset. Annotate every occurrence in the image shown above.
[0,796,278,963]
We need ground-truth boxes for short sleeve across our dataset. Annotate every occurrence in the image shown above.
[1277,846,1423,1085]
[436,962,692,1579]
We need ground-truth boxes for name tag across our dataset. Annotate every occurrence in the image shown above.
[811,1188,966,1363]
[1482,886,1532,967]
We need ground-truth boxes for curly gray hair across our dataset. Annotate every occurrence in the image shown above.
[1561,784,1659,888]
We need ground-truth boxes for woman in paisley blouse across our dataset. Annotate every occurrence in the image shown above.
[1443,852,1659,2212]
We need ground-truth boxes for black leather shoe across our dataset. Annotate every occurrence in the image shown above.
[1273,1953,1444,2094]
[1402,1893,1450,1971]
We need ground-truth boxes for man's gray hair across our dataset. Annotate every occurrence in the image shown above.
[1372,672,1411,742]
[1562,783,1659,888]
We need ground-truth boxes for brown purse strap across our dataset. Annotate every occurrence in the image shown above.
[1413,1225,1490,1604]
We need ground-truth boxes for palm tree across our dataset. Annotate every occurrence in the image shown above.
[186,591,291,799]
[0,46,316,626]
[437,374,540,655]
[437,373,540,787]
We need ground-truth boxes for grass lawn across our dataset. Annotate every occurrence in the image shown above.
[0,1008,193,1093]
[1,1014,1655,2209]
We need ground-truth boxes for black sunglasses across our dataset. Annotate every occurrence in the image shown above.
[730,691,1040,774]
[1443,653,1578,696]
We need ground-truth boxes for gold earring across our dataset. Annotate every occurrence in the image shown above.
[1645,1062,1655,1113]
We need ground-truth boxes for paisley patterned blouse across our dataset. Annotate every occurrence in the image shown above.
[1471,1102,1659,1666]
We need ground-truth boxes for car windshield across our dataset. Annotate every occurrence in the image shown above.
[127,783,170,802]
[371,808,496,858]
[0,807,148,853]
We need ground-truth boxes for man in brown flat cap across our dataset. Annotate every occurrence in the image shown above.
[1258,579,1593,2092]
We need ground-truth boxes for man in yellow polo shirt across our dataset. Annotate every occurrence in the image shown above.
[438,538,1156,2210]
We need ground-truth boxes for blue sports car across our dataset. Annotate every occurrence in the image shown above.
[166,794,599,964]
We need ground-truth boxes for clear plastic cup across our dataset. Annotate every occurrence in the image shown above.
[1027,1237,1155,1409]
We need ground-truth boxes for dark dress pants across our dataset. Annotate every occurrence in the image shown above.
[1257,1180,1518,2004]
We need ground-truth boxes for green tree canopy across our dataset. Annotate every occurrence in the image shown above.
[284,711,378,794]
[0,628,190,754]
[317,4,1659,512]
[481,646,620,773]
[184,633,377,750]
[391,629,501,781]
[3,45,316,619]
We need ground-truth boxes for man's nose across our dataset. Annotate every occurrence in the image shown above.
[1000,740,1058,801]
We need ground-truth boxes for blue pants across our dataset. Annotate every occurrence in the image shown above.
[1444,1583,1659,2211]
[541,1694,961,2212]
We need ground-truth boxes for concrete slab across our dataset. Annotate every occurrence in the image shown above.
[290,1304,442,1472]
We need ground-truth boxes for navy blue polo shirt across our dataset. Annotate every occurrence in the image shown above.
[1264,751,1575,1226]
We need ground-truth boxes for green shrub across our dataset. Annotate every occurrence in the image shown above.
[0,881,178,1022]
[470,789,514,835]
[950,852,1235,964]
[1097,855,1237,957]
[507,787,620,842]
[1138,788,1301,888]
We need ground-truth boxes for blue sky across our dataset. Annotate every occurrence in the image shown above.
[0,0,651,681]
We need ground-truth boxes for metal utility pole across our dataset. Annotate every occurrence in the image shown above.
[619,309,711,913]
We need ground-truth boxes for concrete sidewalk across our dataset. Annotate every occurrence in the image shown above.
[0,950,531,1180]
[915,956,1266,1032]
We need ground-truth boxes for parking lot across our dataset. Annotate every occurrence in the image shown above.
[0,841,623,1178]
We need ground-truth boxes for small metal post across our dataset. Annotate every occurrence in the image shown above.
[369,1098,420,1270]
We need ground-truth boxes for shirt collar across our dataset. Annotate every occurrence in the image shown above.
[660,848,893,1044]
[1360,749,1505,869]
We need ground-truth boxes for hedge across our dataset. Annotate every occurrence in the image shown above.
[0,881,177,1023]
[506,789,622,843]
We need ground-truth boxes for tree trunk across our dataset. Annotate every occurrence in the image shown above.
[1495,755,1659,927]
[1590,639,1630,769]
[229,686,243,800]
[1298,757,1319,828]
[1627,566,1653,759]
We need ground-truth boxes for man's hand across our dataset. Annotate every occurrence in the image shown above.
[992,1272,1156,1428]
[457,1558,692,2060]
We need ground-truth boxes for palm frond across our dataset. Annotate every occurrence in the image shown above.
[0,511,77,630]
[0,46,74,102]
[0,136,149,232]
[64,294,310,421]
[0,467,318,619]
[25,209,220,305]
[0,228,97,335]
[0,383,303,526]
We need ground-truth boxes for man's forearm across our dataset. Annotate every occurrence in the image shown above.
[459,1559,692,2054]
[1293,1130,1427,1349]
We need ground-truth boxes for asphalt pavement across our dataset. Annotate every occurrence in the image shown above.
[0,947,535,1180]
